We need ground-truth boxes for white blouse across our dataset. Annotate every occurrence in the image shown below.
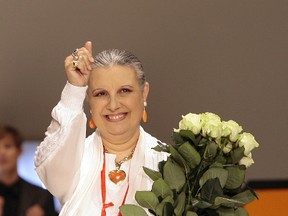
[34,82,168,216]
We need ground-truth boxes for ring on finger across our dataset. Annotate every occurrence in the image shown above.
[72,60,79,68]
[72,48,79,61]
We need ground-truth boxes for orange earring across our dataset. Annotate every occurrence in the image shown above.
[89,118,96,129]
[142,101,148,123]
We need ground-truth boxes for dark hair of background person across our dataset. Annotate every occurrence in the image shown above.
[0,126,23,148]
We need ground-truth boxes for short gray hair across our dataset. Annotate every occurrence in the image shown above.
[92,49,146,88]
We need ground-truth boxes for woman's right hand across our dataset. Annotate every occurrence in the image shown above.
[64,41,94,87]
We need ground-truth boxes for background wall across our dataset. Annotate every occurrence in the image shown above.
[1,0,287,181]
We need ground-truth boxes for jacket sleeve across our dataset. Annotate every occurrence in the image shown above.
[34,82,88,205]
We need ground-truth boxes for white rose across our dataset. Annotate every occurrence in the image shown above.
[200,112,221,123]
[178,113,202,135]
[173,128,180,132]
[239,153,255,168]
[222,142,233,154]
[221,120,243,142]
[201,118,222,139]
[238,132,260,156]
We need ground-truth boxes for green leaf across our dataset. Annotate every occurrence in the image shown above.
[143,166,162,181]
[169,145,190,174]
[204,141,218,160]
[191,198,199,207]
[162,202,174,216]
[199,167,228,189]
[214,196,245,207]
[119,204,148,216]
[232,190,258,205]
[178,142,201,168]
[174,192,186,216]
[200,178,224,204]
[163,159,186,192]
[158,160,166,174]
[152,178,173,199]
[162,195,174,204]
[172,131,185,145]
[193,200,212,209]
[249,188,259,199]
[199,137,209,147]
[215,155,227,164]
[209,161,223,169]
[235,207,249,216]
[231,146,245,164]
[155,202,166,216]
[186,211,198,216]
[155,197,174,216]
[225,166,245,190]
[204,209,219,216]
[153,141,169,152]
[216,207,235,216]
[179,130,197,144]
[135,191,159,212]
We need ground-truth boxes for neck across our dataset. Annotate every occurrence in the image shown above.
[0,170,19,186]
[101,129,140,162]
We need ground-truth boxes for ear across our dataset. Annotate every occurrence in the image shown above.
[143,82,150,101]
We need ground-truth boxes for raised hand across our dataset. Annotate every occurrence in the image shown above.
[64,41,94,87]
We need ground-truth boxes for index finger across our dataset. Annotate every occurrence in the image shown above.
[84,41,94,62]
[85,41,93,55]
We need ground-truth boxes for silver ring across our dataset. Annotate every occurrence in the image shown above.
[72,49,79,61]
[72,60,79,68]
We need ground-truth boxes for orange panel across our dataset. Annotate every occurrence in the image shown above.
[245,189,288,215]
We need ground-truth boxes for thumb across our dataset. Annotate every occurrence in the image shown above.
[85,41,93,55]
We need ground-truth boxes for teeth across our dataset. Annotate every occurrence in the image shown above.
[107,114,124,120]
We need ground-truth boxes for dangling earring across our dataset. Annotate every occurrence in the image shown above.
[89,118,96,129]
[142,101,148,123]
[89,111,96,129]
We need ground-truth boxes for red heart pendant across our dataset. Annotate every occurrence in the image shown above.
[109,170,126,184]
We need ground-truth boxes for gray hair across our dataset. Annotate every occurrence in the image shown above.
[92,49,146,88]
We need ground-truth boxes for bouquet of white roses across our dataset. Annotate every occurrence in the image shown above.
[120,112,259,216]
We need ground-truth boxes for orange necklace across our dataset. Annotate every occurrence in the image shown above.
[101,151,129,216]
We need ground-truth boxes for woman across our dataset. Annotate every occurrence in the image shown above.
[34,41,168,215]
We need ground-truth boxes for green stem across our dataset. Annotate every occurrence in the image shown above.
[187,173,192,205]
[190,161,204,197]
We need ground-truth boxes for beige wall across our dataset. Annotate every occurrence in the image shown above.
[1,0,287,180]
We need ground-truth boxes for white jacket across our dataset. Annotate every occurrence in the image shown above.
[34,83,168,215]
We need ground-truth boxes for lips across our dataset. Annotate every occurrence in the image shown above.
[105,113,127,122]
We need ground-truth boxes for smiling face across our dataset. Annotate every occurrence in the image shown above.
[88,65,149,143]
[0,134,21,175]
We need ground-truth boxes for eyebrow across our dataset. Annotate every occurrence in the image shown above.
[91,85,135,94]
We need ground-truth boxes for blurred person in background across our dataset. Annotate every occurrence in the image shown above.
[0,125,57,216]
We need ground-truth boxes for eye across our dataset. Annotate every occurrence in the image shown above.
[119,88,132,94]
[4,143,14,149]
[93,91,108,97]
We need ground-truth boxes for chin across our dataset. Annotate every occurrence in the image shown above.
[107,127,128,136]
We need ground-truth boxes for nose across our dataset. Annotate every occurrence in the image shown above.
[107,95,120,111]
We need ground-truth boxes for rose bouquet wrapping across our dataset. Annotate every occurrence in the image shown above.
[120,112,259,216]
